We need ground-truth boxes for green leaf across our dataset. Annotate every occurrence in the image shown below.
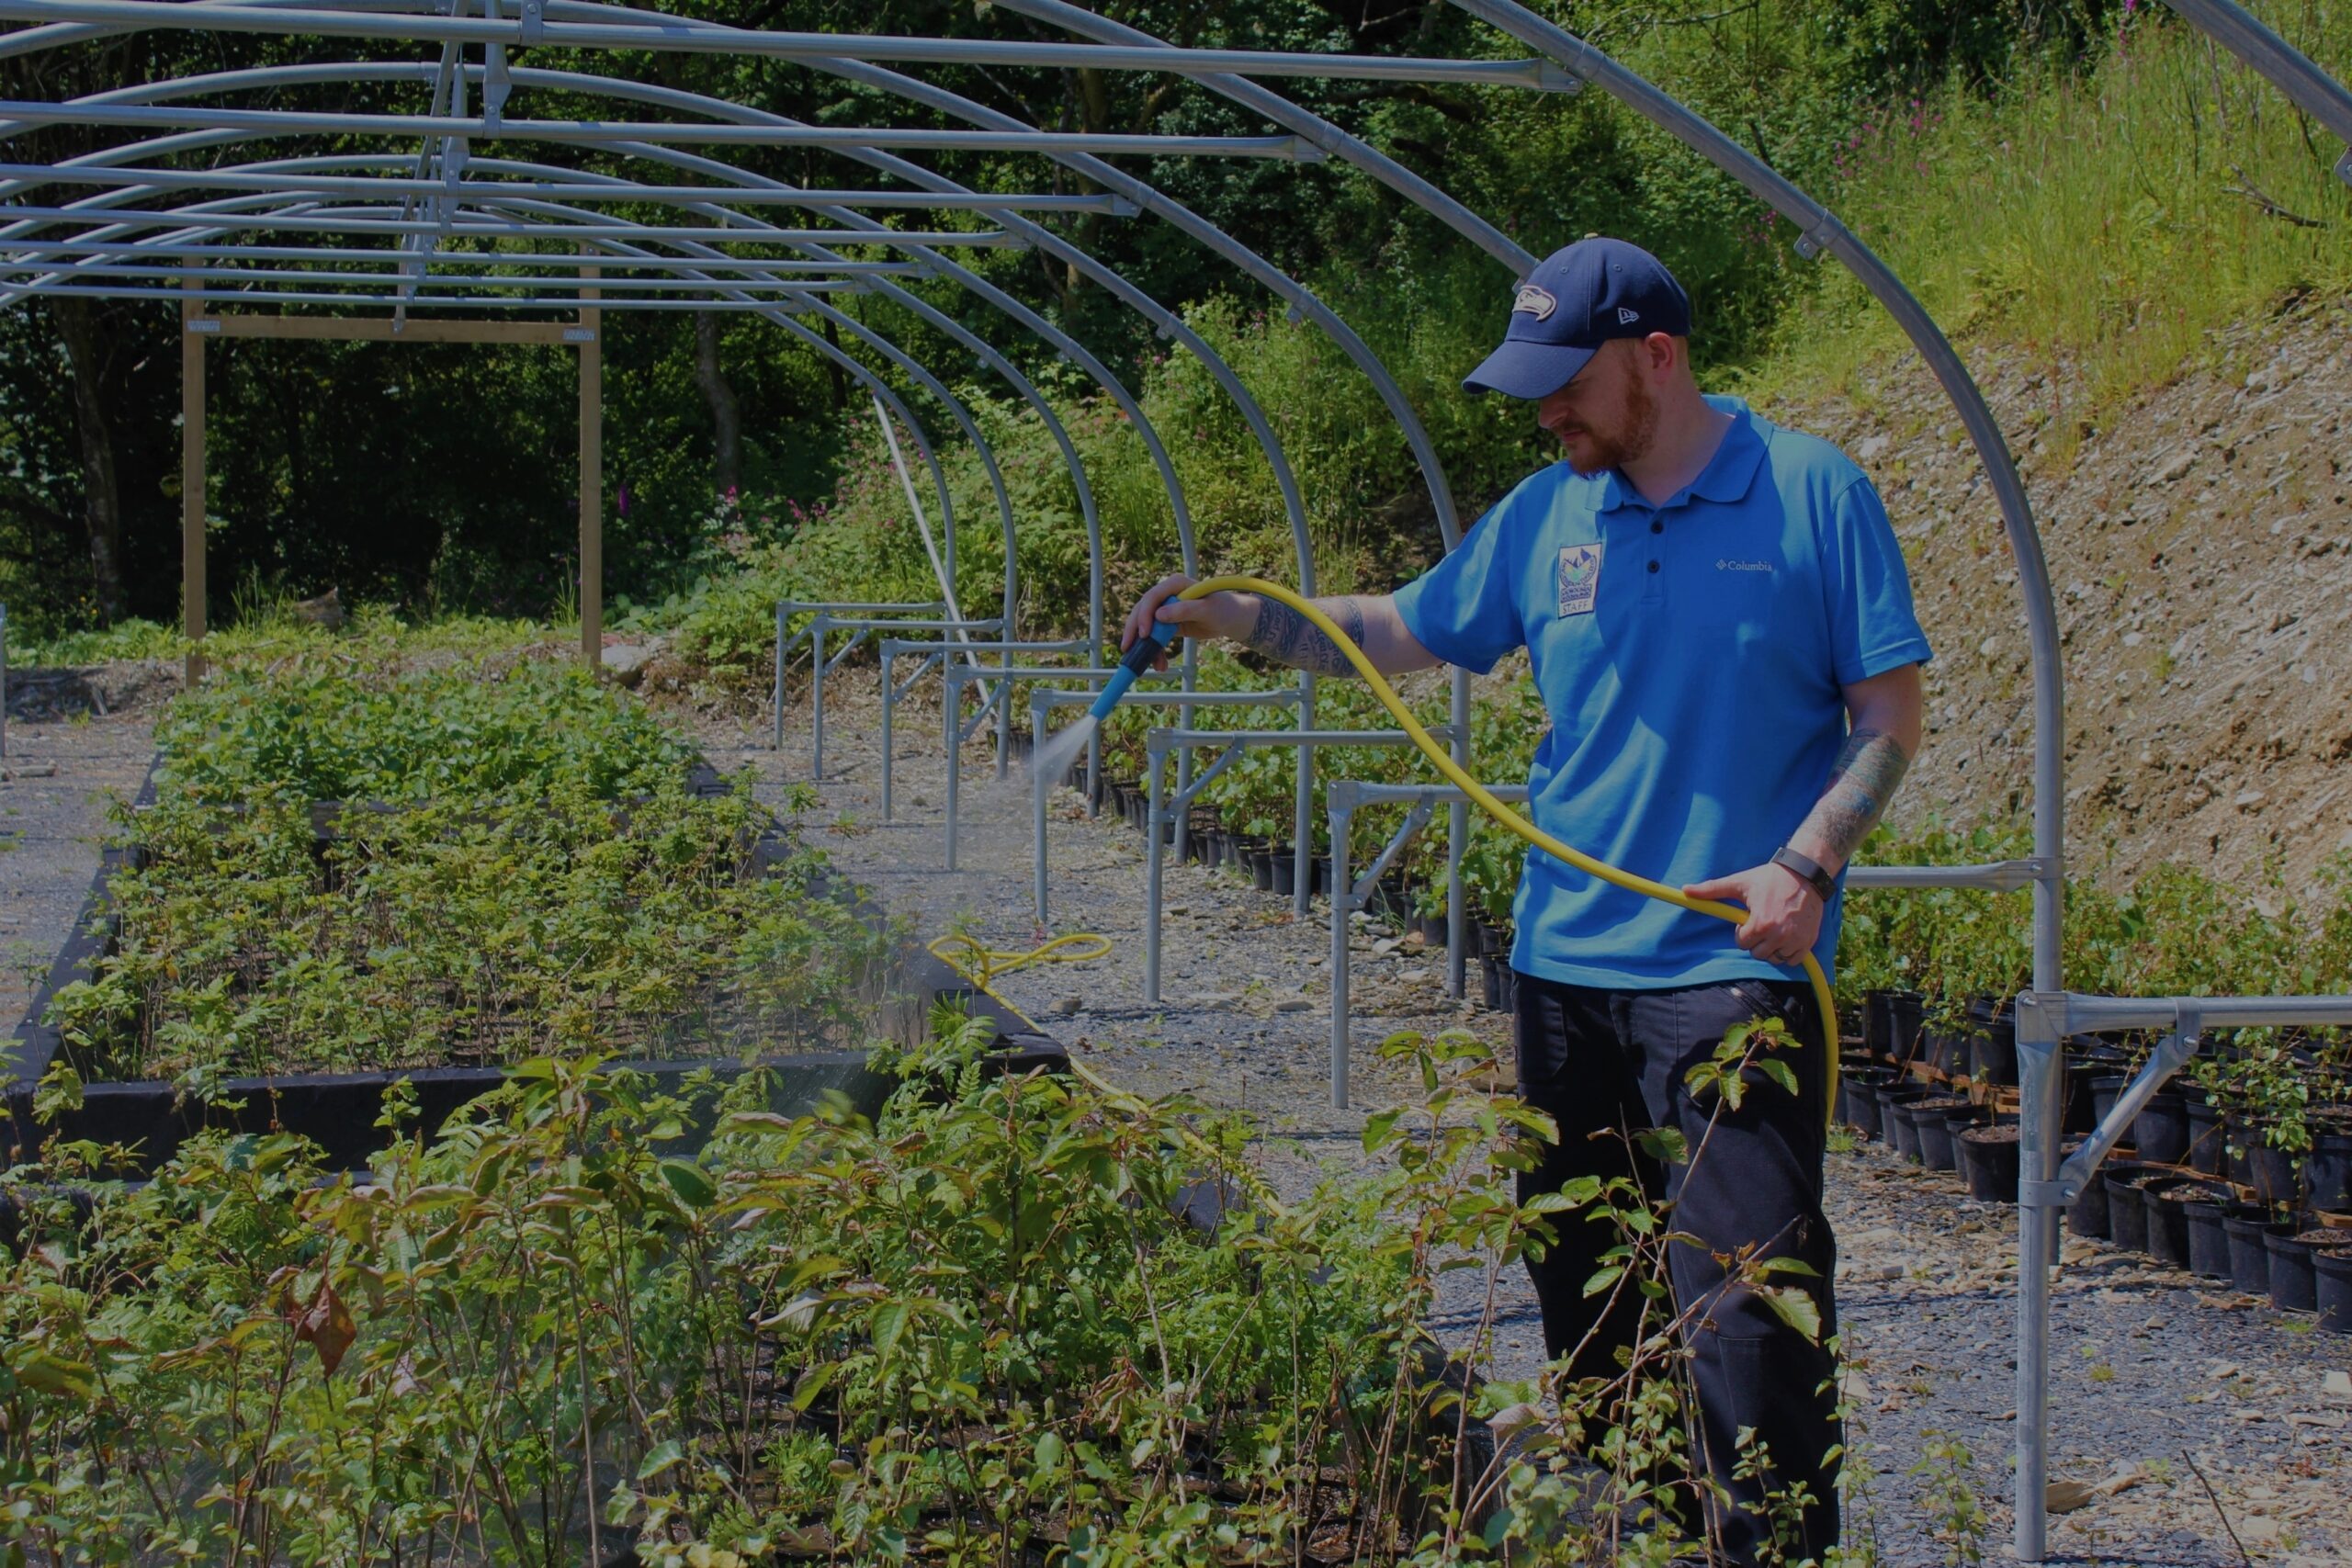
[1758,1285,1823,1343]
[1360,1110,1402,1152]
[636,1439,685,1481]
[11,1349,96,1401]
[791,1361,840,1412]
[870,1300,910,1359]
[658,1159,717,1208]
[1581,1265,1624,1299]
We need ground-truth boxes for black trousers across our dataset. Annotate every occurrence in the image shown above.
[1513,971,1841,1564]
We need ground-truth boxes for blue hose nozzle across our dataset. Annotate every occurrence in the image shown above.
[1089,618,1181,722]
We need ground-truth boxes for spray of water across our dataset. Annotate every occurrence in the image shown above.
[1028,714,1100,801]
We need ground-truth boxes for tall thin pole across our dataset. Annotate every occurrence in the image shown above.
[578,264,602,666]
[180,258,206,682]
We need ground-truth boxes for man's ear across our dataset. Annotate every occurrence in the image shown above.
[1638,332,1680,380]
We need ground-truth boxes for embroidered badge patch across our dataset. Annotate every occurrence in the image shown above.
[1512,284,1557,321]
[1557,542,1603,617]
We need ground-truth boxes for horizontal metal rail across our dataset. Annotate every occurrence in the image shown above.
[0,259,883,291]
[781,598,944,619]
[0,0,1584,91]
[2019,990,2352,1036]
[0,163,1143,212]
[0,239,924,271]
[1843,859,2048,892]
[27,280,842,310]
[0,102,1329,160]
[0,205,1017,244]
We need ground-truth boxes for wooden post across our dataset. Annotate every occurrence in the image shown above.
[180,263,207,682]
[578,268,602,668]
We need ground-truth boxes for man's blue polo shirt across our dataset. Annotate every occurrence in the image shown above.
[1393,395,1932,990]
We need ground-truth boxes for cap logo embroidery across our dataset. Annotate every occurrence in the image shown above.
[1616,307,1640,324]
[1513,285,1557,321]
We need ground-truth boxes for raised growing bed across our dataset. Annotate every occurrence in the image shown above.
[4,661,1060,1174]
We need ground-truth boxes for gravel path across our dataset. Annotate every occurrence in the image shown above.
[717,674,2352,1566]
[1,697,158,1042]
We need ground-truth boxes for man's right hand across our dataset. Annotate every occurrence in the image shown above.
[1117,574,1258,671]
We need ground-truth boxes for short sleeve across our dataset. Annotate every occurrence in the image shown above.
[1392,495,1525,675]
[1822,476,1934,685]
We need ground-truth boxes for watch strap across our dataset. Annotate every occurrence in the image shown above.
[1770,845,1837,901]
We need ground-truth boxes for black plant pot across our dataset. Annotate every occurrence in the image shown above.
[2183,1199,2233,1279]
[1909,1096,1972,1172]
[1843,1069,1894,1140]
[2061,1064,2106,1135]
[1862,991,1895,1057]
[2246,1144,2305,1208]
[1414,912,1449,947]
[2105,1169,2156,1252]
[2315,1248,2352,1334]
[1269,851,1297,897]
[1969,1011,2018,1088]
[1886,1098,1925,1163]
[2222,1207,2286,1296]
[2267,1229,2333,1313]
[2090,1074,2126,1132]
[2225,1115,2255,1187]
[2069,1158,2156,1241]
[2134,1093,2191,1166]
[2066,1162,2115,1239]
[2143,1178,2228,1268]
[1887,992,1927,1065]
[2309,1125,2352,1212]
[1927,1027,1967,1078]
[1957,1126,2021,1202]
[1876,1084,1931,1156]
[1248,849,1275,892]
[2185,1099,2226,1176]
[1479,955,1503,1012]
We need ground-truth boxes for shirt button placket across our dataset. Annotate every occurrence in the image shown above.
[1643,513,1666,605]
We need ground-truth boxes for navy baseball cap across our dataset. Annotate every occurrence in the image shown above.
[1463,237,1692,399]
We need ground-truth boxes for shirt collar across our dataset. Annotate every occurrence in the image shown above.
[1593,395,1769,513]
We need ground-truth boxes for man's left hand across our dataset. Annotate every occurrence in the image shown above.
[1682,863,1824,969]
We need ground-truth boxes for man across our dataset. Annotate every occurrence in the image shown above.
[1119,237,1928,1561]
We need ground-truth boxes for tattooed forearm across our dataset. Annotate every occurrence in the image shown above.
[1793,726,1913,870]
[1243,594,1371,677]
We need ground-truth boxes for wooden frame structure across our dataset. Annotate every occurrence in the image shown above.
[177,265,604,677]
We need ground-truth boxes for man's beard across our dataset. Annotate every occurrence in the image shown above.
[1561,363,1660,477]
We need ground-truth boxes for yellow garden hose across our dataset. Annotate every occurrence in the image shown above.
[931,573,1840,1128]
[1177,575,1841,1115]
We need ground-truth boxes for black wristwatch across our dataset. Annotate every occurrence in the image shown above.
[1770,845,1837,901]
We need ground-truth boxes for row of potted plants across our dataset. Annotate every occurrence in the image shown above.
[1838,997,2352,1332]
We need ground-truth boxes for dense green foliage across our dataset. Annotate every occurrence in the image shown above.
[42,657,887,1083]
[3,1010,1849,1565]
[154,660,694,804]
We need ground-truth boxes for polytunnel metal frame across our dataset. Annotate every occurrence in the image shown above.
[3,0,2350,1558]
